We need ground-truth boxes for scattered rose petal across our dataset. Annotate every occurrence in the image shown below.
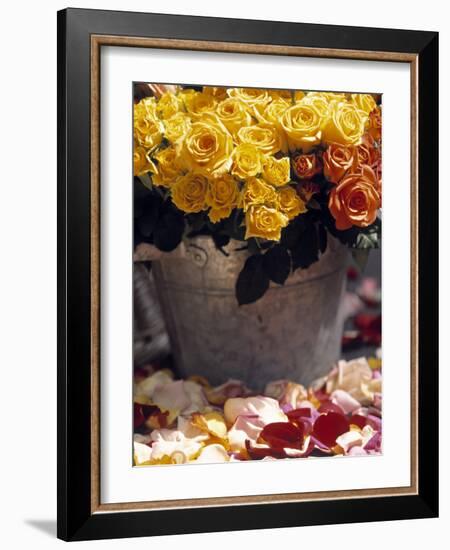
[224,396,287,426]
[134,433,152,445]
[134,370,173,400]
[205,379,253,406]
[264,380,307,409]
[312,412,350,449]
[191,411,228,440]
[259,422,304,450]
[357,277,381,307]
[133,353,383,465]
[245,440,287,460]
[354,314,382,346]
[228,414,264,452]
[348,446,368,456]
[335,430,364,453]
[342,292,365,320]
[349,414,368,429]
[318,400,345,415]
[134,441,152,465]
[195,444,230,463]
[330,390,361,414]
[347,266,360,281]
[364,430,382,453]
[149,428,204,463]
[326,358,374,404]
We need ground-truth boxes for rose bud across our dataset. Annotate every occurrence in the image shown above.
[292,153,322,180]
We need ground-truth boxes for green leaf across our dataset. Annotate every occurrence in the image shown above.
[235,255,270,305]
[221,210,246,241]
[134,191,162,237]
[263,245,291,285]
[280,215,305,249]
[291,222,319,271]
[212,233,230,250]
[186,212,208,233]
[351,248,370,272]
[153,210,185,252]
[137,173,153,191]
[355,230,379,249]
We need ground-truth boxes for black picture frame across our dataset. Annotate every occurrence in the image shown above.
[57,8,438,541]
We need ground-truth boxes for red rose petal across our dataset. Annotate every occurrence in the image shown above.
[319,401,345,416]
[134,403,168,430]
[260,422,304,450]
[312,412,350,448]
[349,414,368,429]
[347,266,360,281]
[313,386,330,403]
[354,313,381,332]
[287,407,312,420]
[134,403,145,428]
[245,440,287,460]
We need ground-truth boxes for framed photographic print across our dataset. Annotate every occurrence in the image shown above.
[57,8,439,541]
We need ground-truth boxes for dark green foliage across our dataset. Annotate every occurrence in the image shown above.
[263,245,291,285]
[235,255,270,306]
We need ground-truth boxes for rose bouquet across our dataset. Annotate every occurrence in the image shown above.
[134,85,381,304]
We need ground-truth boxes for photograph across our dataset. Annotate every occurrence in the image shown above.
[54,7,438,541]
[132,84,383,466]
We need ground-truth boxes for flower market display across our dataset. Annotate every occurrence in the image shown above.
[134,85,381,304]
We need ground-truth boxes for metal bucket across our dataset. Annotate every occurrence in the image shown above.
[152,236,348,389]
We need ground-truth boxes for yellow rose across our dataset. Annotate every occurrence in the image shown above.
[216,98,252,136]
[301,94,331,124]
[203,86,229,101]
[322,101,367,146]
[183,91,217,118]
[134,98,164,151]
[351,93,377,115]
[134,145,155,176]
[237,124,285,155]
[171,172,209,213]
[240,177,278,211]
[163,112,191,143]
[231,144,263,180]
[268,89,293,102]
[254,99,289,128]
[151,146,182,187]
[306,91,347,102]
[245,205,288,241]
[179,117,233,175]
[281,102,322,152]
[156,91,182,119]
[227,87,271,109]
[206,174,240,223]
[262,156,291,187]
[277,186,307,220]
[177,88,196,103]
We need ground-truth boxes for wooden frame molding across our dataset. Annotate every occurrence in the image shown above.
[89,34,419,515]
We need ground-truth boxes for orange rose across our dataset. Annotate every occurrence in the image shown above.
[323,144,357,183]
[329,165,381,230]
[292,153,321,180]
[355,134,380,169]
[367,107,382,141]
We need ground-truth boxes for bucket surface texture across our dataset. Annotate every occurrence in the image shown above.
[152,236,348,389]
